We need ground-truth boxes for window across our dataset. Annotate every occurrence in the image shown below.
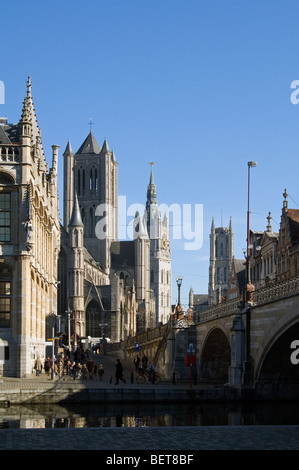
[0,193,11,242]
[0,265,12,328]
[220,242,224,257]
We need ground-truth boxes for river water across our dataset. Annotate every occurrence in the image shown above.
[0,401,299,429]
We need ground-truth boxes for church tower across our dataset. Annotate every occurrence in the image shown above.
[63,132,118,274]
[208,217,234,305]
[68,194,85,341]
[145,164,171,325]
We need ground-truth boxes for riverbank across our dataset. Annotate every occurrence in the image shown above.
[0,353,241,405]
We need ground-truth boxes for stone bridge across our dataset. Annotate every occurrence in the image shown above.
[108,275,299,399]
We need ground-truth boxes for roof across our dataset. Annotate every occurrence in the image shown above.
[76,131,101,155]
[68,194,84,227]
[0,122,19,145]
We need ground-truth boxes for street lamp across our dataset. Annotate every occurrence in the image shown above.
[65,308,72,351]
[176,276,183,305]
[243,161,257,388]
[246,161,257,290]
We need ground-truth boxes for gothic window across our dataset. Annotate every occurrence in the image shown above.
[95,168,98,194]
[151,270,154,284]
[0,193,11,242]
[0,265,12,327]
[77,170,81,196]
[90,207,94,236]
[90,169,93,193]
[223,267,227,283]
[220,242,224,257]
[216,267,220,283]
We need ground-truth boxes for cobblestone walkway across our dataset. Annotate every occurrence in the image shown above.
[0,425,298,450]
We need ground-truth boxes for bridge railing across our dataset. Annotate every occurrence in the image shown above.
[197,274,299,324]
[198,297,241,322]
[252,274,299,305]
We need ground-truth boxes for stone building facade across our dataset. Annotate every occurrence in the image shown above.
[0,78,60,377]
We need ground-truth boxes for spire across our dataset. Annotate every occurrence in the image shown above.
[266,212,272,232]
[77,131,101,155]
[283,188,288,213]
[134,211,149,240]
[26,76,32,98]
[63,139,74,157]
[102,138,110,154]
[69,193,84,227]
[147,162,157,204]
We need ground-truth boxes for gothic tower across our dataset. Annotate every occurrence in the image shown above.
[68,194,85,341]
[63,132,118,274]
[208,217,234,305]
[145,164,171,325]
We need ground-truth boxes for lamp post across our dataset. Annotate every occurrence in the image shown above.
[176,276,183,305]
[246,161,257,289]
[65,308,72,351]
[243,161,257,387]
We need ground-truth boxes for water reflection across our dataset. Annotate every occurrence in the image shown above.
[0,402,299,429]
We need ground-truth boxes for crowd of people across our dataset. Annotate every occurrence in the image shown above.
[34,346,106,381]
[33,347,157,385]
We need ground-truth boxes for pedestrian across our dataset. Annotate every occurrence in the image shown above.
[81,363,88,380]
[142,354,148,370]
[34,356,42,376]
[115,359,126,385]
[86,357,94,379]
[71,361,77,380]
[98,363,104,381]
[133,354,140,372]
[44,357,51,376]
[147,361,155,383]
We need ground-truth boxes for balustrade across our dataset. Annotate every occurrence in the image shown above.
[0,146,19,162]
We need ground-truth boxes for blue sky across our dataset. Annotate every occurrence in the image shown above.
[1,0,299,307]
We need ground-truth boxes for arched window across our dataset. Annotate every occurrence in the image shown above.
[89,207,94,236]
[0,265,12,327]
[0,193,11,242]
[150,270,154,284]
[220,242,224,257]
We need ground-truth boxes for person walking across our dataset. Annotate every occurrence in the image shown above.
[133,354,140,372]
[115,359,126,385]
[98,363,104,381]
[141,354,148,370]
[147,361,156,383]
[86,357,94,379]
[34,356,42,376]
[44,357,51,376]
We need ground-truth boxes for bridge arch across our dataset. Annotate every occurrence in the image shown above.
[200,327,231,381]
[255,319,299,398]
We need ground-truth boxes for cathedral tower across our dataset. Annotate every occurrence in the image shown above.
[63,132,118,274]
[208,217,234,305]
